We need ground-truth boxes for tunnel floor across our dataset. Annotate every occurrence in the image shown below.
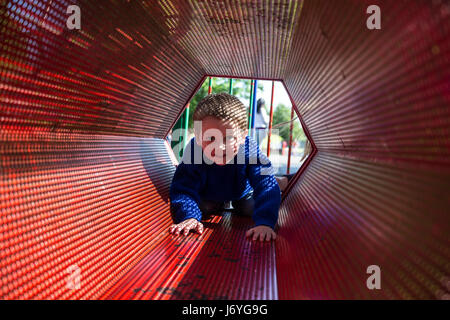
[100,211,277,300]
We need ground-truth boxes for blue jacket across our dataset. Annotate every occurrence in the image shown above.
[170,136,281,229]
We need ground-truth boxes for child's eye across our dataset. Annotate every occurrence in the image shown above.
[205,136,215,142]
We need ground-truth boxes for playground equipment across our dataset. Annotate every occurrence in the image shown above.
[0,0,449,299]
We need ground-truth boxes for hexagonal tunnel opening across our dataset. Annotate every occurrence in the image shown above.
[165,75,316,198]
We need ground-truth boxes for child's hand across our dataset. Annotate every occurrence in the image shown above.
[169,218,204,236]
[246,225,277,242]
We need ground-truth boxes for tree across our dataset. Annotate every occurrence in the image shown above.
[272,104,305,143]
[185,77,263,129]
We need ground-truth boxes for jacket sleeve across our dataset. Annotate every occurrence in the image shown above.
[169,138,204,223]
[246,137,281,229]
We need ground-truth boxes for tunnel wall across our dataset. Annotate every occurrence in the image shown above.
[278,0,450,299]
[1,0,198,298]
[1,0,449,299]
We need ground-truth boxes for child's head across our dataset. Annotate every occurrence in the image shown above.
[193,93,248,165]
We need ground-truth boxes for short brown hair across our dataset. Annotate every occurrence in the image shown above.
[193,93,248,132]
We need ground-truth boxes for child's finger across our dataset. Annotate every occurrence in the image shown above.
[169,224,179,233]
[196,223,204,234]
[265,232,271,242]
[246,229,254,237]
[183,225,192,236]
[259,232,265,242]
[253,232,259,241]
[271,230,277,240]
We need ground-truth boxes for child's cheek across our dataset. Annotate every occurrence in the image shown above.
[202,141,210,151]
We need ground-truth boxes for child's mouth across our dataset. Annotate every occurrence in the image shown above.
[211,150,226,158]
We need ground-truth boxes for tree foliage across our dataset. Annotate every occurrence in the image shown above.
[185,77,263,129]
[173,78,308,142]
[272,104,305,143]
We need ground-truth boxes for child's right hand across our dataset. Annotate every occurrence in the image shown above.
[169,218,204,236]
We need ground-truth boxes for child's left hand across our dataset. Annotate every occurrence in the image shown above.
[246,225,277,242]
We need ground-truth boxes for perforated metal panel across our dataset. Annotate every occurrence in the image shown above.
[278,0,450,299]
[1,0,449,300]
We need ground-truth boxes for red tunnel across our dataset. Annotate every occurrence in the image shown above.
[0,0,449,300]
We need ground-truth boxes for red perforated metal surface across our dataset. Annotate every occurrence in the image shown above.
[102,213,277,300]
[0,132,176,299]
[1,0,449,300]
[278,0,450,299]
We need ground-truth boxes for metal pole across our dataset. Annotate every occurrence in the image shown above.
[229,78,233,94]
[248,80,254,131]
[251,80,258,140]
[267,81,275,157]
[287,106,294,174]
[184,103,190,150]
[208,77,212,94]
[177,107,185,159]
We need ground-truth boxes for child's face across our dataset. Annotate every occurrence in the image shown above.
[196,116,245,165]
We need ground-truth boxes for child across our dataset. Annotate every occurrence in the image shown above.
[169,93,281,242]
